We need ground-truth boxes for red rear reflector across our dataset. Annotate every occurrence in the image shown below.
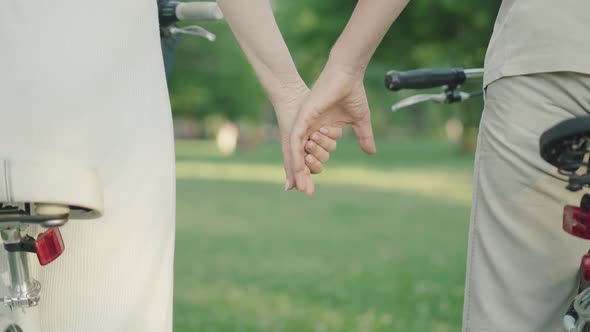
[563,205,590,240]
[582,254,590,282]
[35,228,65,266]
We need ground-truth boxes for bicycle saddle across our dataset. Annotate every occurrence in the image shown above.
[540,117,590,170]
[0,158,103,222]
[540,116,590,191]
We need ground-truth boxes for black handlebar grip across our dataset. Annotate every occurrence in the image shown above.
[158,0,179,27]
[384,68,466,91]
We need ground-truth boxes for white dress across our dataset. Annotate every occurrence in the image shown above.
[0,1,175,331]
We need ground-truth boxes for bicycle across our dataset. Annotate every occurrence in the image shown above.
[540,117,590,332]
[158,0,223,78]
[384,67,484,111]
[0,2,223,332]
[0,164,103,332]
[384,67,590,331]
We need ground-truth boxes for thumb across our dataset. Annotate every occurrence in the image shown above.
[280,143,296,191]
[290,110,316,194]
[352,110,377,155]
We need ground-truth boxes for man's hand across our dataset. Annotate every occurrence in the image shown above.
[217,0,408,195]
[273,82,343,191]
[289,61,376,195]
[216,0,343,191]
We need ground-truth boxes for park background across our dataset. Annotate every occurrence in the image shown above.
[169,1,502,331]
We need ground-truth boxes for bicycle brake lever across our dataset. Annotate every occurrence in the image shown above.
[391,91,473,112]
[391,93,446,112]
[169,25,216,41]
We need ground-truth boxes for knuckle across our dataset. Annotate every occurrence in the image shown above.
[315,133,324,144]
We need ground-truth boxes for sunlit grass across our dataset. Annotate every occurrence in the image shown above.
[177,161,472,205]
[174,139,473,332]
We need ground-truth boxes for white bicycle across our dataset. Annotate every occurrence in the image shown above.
[0,160,103,332]
[0,2,222,331]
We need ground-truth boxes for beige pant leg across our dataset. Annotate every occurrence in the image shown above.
[462,72,590,332]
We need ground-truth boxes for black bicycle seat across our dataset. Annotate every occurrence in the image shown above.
[540,117,590,172]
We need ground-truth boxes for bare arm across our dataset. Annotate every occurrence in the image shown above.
[216,0,341,188]
[290,0,410,195]
[329,0,410,73]
[216,0,305,105]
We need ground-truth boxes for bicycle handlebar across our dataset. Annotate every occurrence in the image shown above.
[158,1,223,26]
[176,2,223,21]
[385,68,467,91]
[384,68,485,92]
[385,67,484,111]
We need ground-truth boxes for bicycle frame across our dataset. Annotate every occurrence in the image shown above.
[1,204,71,332]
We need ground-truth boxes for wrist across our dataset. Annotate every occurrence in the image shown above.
[267,76,308,108]
[326,49,367,80]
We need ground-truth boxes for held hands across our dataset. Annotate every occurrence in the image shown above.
[273,60,376,196]
[271,82,343,191]
[289,60,376,196]
[218,0,403,196]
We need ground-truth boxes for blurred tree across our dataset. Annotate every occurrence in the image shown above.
[277,0,501,147]
[167,0,502,150]
[167,20,266,122]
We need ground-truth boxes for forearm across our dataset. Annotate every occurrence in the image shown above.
[217,0,305,106]
[329,0,410,74]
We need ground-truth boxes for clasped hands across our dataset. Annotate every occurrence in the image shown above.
[273,58,377,196]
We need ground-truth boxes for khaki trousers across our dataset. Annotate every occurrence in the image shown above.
[462,72,590,331]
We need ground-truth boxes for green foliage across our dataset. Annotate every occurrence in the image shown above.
[277,0,500,135]
[168,0,502,134]
[167,21,266,121]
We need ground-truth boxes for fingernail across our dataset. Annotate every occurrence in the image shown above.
[284,180,290,191]
[307,141,316,149]
[305,154,315,163]
[320,127,329,135]
[311,133,320,141]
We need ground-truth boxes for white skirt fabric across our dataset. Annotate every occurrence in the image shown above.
[0,1,176,331]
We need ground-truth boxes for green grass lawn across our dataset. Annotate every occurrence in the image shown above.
[174,138,474,332]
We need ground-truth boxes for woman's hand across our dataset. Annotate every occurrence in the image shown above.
[289,61,376,195]
[272,82,343,190]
